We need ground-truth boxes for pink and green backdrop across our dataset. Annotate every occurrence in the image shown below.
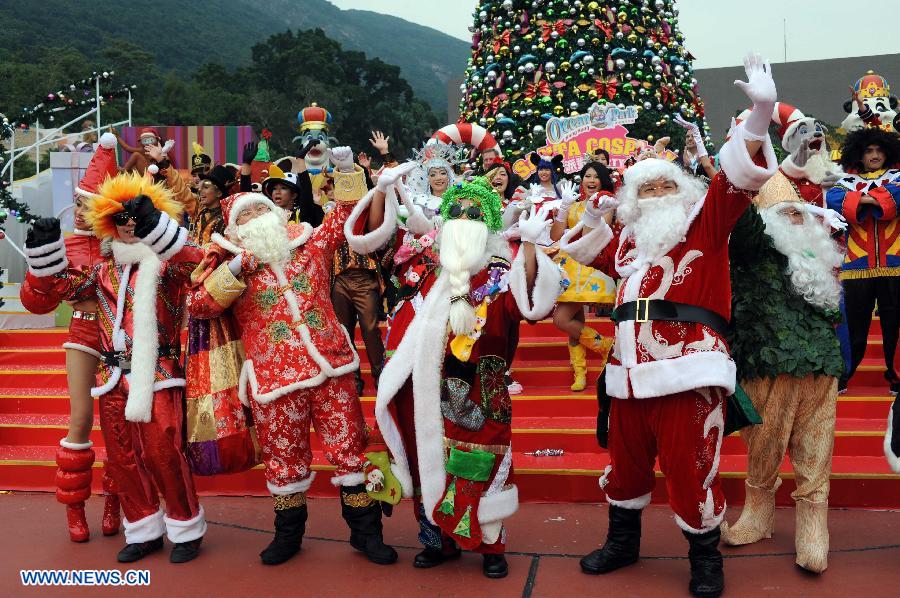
[117,126,255,168]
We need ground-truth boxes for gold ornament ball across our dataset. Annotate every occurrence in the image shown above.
[627,33,638,43]
[647,135,655,142]
[523,97,534,106]
[553,105,565,115]
[588,1,599,10]
[486,117,496,127]
[591,37,600,45]
[588,89,598,99]
[618,11,628,22]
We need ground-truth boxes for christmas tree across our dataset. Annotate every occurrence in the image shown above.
[459,0,710,163]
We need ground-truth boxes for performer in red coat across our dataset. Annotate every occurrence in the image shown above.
[20,132,122,542]
[187,147,397,567]
[559,54,779,597]
[344,168,562,579]
[21,172,206,564]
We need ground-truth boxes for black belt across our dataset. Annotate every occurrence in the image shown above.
[611,299,730,338]
[100,345,181,373]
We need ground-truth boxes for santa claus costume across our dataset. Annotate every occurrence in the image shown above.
[345,172,562,579]
[722,171,845,573]
[187,148,397,566]
[559,54,779,597]
[21,172,206,564]
[19,132,122,542]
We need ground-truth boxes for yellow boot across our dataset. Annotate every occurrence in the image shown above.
[721,478,781,546]
[569,343,587,392]
[579,326,614,371]
[795,500,829,573]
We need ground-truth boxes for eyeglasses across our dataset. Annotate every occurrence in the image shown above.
[140,137,158,146]
[112,211,136,226]
[237,203,271,222]
[447,203,483,221]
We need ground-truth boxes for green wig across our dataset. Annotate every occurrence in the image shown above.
[439,177,504,232]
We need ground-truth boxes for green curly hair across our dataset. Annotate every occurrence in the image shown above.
[439,177,504,232]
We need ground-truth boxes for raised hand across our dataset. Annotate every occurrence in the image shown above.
[358,152,371,170]
[792,137,813,168]
[241,141,259,165]
[298,139,319,159]
[123,195,162,239]
[376,161,418,191]
[518,204,552,244]
[25,217,62,249]
[558,180,578,206]
[329,146,355,172]
[369,131,390,154]
[734,53,776,107]
[820,170,842,190]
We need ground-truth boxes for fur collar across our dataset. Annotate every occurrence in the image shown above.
[111,240,158,265]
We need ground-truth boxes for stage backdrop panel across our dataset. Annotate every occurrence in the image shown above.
[117,126,255,169]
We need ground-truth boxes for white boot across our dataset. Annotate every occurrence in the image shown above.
[795,499,829,573]
[721,478,781,546]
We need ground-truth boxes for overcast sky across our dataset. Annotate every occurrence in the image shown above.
[329,0,898,68]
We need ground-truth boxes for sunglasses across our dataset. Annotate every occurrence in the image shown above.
[447,203,483,221]
[112,211,136,226]
[140,137,158,146]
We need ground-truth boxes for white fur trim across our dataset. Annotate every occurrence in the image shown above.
[142,211,172,249]
[267,472,315,496]
[605,351,736,399]
[209,232,243,255]
[508,248,562,320]
[227,193,279,228]
[62,342,102,359]
[674,508,725,535]
[331,472,366,487]
[111,240,157,265]
[123,250,163,423]
[606,493,651,510]
[780,155,806,180]
[164,506,206,543]
[91,367,122,397]
[90,259,133,398]
[287,223,314,249]
[622,158,684,189]
[59,438,93,450]
[23,237,64,257]
[344,186,400,254]
[718,123,778,192]
[153,378,186,392]
[72,228,95,237]
[885,403,900,473]
[123,509,165,544]
[558,221,614,266]
[477,485,519,524]
[27,255,68,277]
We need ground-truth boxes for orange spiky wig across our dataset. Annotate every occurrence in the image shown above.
[85,171,184,240]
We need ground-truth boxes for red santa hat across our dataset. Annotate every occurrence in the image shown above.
[138,127,160,140]
[75,132,118,198]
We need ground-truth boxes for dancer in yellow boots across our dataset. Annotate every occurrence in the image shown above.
[550,160,616,391]
[724,172,846,573]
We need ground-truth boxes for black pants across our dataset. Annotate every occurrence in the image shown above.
[842,275,900,383]
[332,269,385,383]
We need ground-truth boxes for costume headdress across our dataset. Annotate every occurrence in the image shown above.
[85,171,183,240]
[439,177,504,232]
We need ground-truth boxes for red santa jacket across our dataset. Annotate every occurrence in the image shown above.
[187,204,361,404]
[22,233,201,422]
[560,131,777,400]
[20,230,103,314]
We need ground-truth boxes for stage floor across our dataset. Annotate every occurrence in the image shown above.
[3,493,899,597]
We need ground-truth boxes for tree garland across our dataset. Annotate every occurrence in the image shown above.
[0,114,39,230]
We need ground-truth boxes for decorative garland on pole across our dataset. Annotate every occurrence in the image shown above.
[0,113,39,229]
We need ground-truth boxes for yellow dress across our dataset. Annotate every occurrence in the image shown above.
[554,201,616,304]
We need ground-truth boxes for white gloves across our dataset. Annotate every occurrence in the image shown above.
[227,254,243,276]
[734,53,777,140]
[329,146,355,173]
[674,114,707,159]
[792,138,813,168]
[518,205,552,244]
[555,180,578,222]
[582,194,618,229]
[805,204,848,232]
[376,161,418,191]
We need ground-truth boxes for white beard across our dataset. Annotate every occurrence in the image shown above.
[801,152,835,185]
[625,191,694,258]
[759,206,844,310]
[232,211,291,265]
[439,218,490,336]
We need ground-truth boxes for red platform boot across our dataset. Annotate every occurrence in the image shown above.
[56,439,95,543]
[101,467,121,536]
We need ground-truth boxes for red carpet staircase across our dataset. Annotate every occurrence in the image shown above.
[1,318,898,507]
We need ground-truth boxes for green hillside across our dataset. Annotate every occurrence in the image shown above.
[0,0,468,116]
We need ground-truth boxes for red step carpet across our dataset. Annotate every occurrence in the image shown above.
[1,317,898,507]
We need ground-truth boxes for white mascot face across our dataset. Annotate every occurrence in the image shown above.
[842,96,898,133]
[295,129,336,171]
[783,117,827,155]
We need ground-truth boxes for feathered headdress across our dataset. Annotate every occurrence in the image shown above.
[85,171,184,240]
[405,141,468,196]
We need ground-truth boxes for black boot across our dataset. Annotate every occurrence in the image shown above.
[482,553,509,578]
[170,538,202,563]
[683,527,725,598]
[260,493,308,565]
[414,544,462,568]
[117,537,164,563]
[340,484,398,565]
[580,505,641,574]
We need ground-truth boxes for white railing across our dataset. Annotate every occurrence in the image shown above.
[2,83,133,184]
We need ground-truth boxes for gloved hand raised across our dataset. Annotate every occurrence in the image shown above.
[123,195,163,240]
[24,217,68,276]
[25,217,62,249]
[241,141,259,165]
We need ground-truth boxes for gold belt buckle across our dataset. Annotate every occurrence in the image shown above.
[635,298,650,323]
